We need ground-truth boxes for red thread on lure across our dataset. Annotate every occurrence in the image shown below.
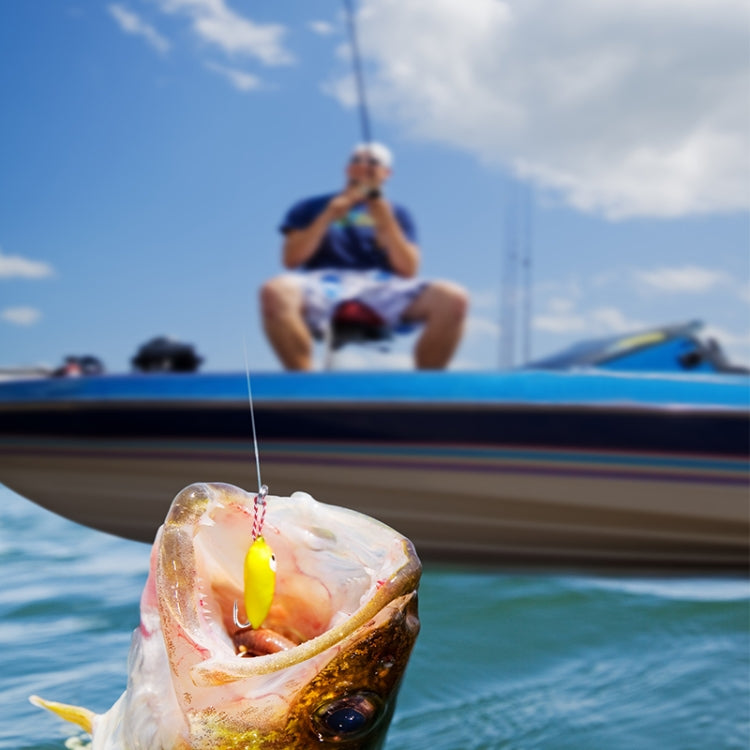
[251,485,269,541]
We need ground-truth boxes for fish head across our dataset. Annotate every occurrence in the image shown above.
[149,481,421,748]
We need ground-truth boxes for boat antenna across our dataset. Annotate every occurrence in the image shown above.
[521,184,534,364]
[500,180,534,368]
[500,180,518,369]
[342,0,373,146]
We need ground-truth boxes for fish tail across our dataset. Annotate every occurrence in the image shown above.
[29,695,95,733]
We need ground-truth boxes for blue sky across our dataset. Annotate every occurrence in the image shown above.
[1,0,748,373]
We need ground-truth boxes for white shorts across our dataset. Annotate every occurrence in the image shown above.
[288,269,427,336]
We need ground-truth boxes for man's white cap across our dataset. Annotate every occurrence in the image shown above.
[350,142,393,169]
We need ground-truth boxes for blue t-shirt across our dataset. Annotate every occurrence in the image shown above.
[279,193,417,272]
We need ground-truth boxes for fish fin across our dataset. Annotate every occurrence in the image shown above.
[29,695,95,733]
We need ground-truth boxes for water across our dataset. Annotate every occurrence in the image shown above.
[1,484,748,749]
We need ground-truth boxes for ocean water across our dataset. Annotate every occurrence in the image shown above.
[1,483,748,750]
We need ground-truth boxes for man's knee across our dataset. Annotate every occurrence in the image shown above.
[260,276,301,320]
[423,280,469,323]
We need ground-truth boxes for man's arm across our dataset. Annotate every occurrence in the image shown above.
[282,188,364,269]
[367,196,421,278]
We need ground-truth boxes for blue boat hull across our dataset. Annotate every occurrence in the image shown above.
[1,370,748,569]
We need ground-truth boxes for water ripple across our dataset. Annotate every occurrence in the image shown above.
[2,487,748,750]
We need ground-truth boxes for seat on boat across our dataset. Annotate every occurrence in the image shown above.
[329,300,391,347]
[314,300,415,369]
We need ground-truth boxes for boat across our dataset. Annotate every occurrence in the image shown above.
[1,362,748,570]
[526,320,749,375]
[0,366,51,382]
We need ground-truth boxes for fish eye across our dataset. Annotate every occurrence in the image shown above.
[311,692,383,742]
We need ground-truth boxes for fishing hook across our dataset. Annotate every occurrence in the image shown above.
[233,600,251,630]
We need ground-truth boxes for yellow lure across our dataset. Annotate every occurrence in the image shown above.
[243,536,276,629]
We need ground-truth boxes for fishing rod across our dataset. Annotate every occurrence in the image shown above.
[342,0,373,146]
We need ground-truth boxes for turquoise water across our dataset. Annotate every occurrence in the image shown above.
[1,483,748,749]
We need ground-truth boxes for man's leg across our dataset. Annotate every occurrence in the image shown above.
[260,276,314,370]
[403,281,469,369]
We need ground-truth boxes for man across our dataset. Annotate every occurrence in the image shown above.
[260,143,468,370]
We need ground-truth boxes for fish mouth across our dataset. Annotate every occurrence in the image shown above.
[155,482,421,689]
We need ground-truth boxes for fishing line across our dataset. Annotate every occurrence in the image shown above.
[234,340,273,631]
[243,0,371,540]
[243,338,268,539]
[342,0,373,146]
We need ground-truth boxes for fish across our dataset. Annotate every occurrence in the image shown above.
[30,481,422,749]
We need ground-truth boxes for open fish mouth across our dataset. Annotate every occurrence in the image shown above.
[31,482,421,749]
[150,481,422,746]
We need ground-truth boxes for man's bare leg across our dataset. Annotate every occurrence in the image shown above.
[403,281,469,369]
[260,276,314,370]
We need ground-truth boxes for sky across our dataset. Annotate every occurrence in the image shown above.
[1,0,748,373]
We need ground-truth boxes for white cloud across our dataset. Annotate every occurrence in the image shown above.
[635,265,729,293]
[548,297,576,315]
[0,248,54,279]
[109,4,170,54]
[466,315,500,338]
[205,62,261,91]
[533,293,585,332]
[322,72,357,109]
[534,300,643,335]
[334,0,749,219]
[590,306,645,333]
[309,21,335,36]
[2,307,42,326]
[534,311,586,334]
[154,0,292,65]
[468,289,499,311]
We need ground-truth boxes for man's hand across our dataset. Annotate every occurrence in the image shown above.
[366,194,420,278]
[325,183,370,221]
[283,184,366,269]
[328,178,419,278]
